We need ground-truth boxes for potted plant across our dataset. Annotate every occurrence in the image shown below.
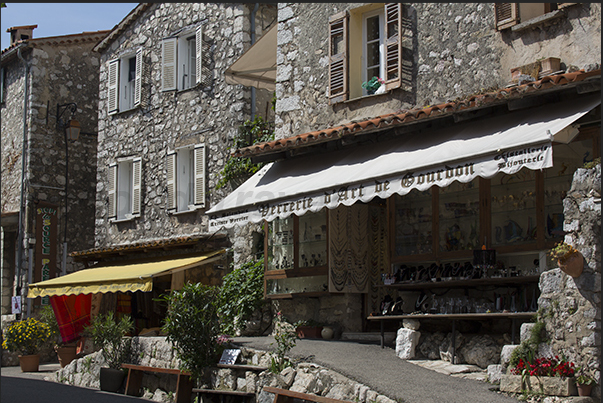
[38,305,78,368]
[574,366,597,397]
[2,318,51,372]
[361,76,385,95]
[294,320,323,339]
[85,312,133,392]
[549,241,584,277]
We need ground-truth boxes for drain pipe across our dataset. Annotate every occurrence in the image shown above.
[16,46,30,317]
[250,3,259,120]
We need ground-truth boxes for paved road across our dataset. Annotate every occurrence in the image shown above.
[1,363,146,403]
[233,336,521,403]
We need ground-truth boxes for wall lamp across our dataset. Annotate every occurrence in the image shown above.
[56,102,80,141]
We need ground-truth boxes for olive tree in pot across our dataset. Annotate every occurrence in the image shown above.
[85,312,133,392]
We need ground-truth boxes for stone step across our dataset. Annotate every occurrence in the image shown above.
[341,332,397,345]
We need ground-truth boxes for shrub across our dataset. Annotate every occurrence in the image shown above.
[2,318,51,355]
[269,312,298,374]
[218,258,265,335]
[161,283,221,381]
[85,312,133,369]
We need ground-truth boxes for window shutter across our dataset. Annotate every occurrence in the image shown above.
[328,11,349,104]
[193,144,206,207]
[384,3,403,90]
[161,37,177,91]
[195,26,203,86]
[131,157,142,216]
[166,151,177,211]
[108,164,117,219]
[134,48,143,107]
[108,59,119,114]
[494,3,519,30]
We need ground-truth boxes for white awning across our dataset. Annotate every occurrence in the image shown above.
[208,94,600,229]
[224,24,276,91]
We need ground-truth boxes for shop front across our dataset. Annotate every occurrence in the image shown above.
[208,77,600,337]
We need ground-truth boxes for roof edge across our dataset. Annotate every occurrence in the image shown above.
[93,3,153,53]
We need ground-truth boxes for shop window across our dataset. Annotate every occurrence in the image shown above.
[108,157,142,221]
[328,3,403,103]
[161,26,202,91]
[394,188,433,256]
[439,179,480,252]
[166,144,206,213]
[107,49,143,114]
[494,3,577,30]
[265,210,328,297]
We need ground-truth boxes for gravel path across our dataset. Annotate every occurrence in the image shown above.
[233,336,520,403]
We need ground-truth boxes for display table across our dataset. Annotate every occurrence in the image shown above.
[367,312,536,363]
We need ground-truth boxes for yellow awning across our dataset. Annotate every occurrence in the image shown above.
[27,250,226,298]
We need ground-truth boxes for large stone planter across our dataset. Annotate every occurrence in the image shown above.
[500,374,577,396]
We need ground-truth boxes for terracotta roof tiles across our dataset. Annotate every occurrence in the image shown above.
[234,69,600,159]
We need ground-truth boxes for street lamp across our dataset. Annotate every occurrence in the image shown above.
[56,103,80,276]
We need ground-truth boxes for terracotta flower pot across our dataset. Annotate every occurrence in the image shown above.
[576,383,593,397]
[558,252,584,278]
[18,354,40,372]
[296,326,323,339]
[55,345,78,368]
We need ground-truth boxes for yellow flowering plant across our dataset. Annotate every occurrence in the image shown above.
[2,318,51,355]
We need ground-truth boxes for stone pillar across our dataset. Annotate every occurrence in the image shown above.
[396,320,421,360]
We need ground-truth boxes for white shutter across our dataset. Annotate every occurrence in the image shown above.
[193,144,205,207]
[195,26,203,86]
[134,48,143,107]
[166,151,177,211]
[108,59,119,114]
[162,38,177,91]
[108,164,117,219]
[131,157,142,216]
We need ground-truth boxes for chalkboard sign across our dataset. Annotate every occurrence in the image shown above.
[219,348,241,365]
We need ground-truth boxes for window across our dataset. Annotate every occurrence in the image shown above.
[329,3,403,103]
[161,26,202,91]
[166,144,205,212]
[108,157,142,220]
[107,49,143,114]
[495,3,576,30]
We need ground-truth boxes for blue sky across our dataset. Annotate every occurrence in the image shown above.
[1,3,138,50]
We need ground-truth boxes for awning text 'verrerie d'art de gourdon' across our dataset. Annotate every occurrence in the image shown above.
[207,94,600,229]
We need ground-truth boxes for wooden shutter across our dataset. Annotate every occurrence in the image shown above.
[195,26,203,86]
[384,3,403,90]
[162,37,177,91]
[108,59,119,114]
[166,151,177,211]
[328,11,349,104]
[108,163,117,219]
[134,48,143,107]
[131,157,142,216]
[193,144,205,207]
[494,3,519,30]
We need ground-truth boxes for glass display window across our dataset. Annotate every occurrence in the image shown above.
[394,189,433,256]
[299,209,328,268]
[266,217,294,271]
[438,179,480,252]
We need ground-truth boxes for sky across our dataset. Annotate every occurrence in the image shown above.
[1,3,138,50]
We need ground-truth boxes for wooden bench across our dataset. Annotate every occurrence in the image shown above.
[121,363,193,403]
[193,388,255,403]
[263,386,355,403]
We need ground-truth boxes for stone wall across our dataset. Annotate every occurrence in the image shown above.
[537,163,601,399]
[55,336,396,403]
[94,3,276,249]
[273,3,601,140]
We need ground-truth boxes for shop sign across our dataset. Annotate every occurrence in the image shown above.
[209,142,552,229]
[34,202,58,305]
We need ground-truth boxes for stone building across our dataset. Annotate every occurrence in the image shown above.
[0,26,108,315]
[207,1,601,388]
[26,4,279,332]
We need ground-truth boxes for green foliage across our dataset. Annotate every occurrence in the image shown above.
[161,283,221,381]
[583,157,600,170]
[218,258,265,335]
[361,76,384,93]
[2,318,51,355]
[575,366,597,385]
[85,312,133,370]
[269,312,299,374]
[38,305,61,346]
[215,116,274,190]
[509,321,546,369]
[549,241,578,262]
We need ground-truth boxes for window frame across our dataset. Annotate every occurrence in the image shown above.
[107,49,143,115]
[494,3,577,31]
[166,143,206,214]
[162,25,203,92]
[362,8,386,96]
[108,157,142,221]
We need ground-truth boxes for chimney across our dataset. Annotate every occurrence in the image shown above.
[7,25,38,46]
